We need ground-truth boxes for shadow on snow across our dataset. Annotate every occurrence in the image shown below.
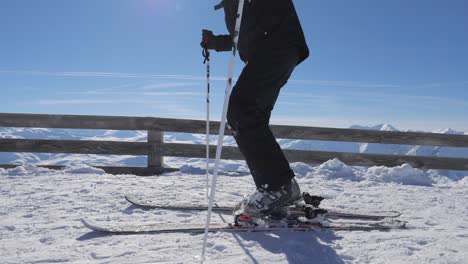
[76,231,111,241]
[233,229,345,264]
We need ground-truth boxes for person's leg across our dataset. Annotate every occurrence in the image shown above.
[227,47,299,191]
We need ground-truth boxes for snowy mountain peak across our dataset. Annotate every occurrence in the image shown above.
[350,124,399,132]
[378,124,399,131]
[434,128,464,135]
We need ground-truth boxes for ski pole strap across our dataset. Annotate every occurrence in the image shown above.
[202,48,210,64]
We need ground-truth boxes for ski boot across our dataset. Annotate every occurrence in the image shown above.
[233,178,302,226]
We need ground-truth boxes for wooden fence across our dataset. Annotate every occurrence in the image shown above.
[0,113,467,175]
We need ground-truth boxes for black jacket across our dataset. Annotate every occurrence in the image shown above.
[218,0,309,64]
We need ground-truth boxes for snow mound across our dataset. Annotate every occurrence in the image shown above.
[0,163,106,176]
[314,158,360,181]
[62,164,106,175]
[366,163,434,186]
[459,177,468,186]
[175,158,250,176]
[291,162,315,177]
[0,164,55,176]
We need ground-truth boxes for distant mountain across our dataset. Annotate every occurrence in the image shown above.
[433,128,465,135]
[348,124,468,158]
[350,124,400,132]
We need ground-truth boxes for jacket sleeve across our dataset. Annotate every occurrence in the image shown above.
[215,34,233,52]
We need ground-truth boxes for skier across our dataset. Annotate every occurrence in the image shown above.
[200,0,309,219]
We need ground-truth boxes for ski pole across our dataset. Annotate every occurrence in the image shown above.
[202,46,211,200]
[200,0,245,262]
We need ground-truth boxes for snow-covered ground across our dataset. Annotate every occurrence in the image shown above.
[1,160,467,264]
[1,126,467,263]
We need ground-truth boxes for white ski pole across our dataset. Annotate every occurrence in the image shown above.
[200,0,245,262]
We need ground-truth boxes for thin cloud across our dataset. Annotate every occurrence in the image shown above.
[60,82,201,95]
[61,91,204,96]
[35,99,149,105]
[408,81,468,89]
[140,82,200,90]
[282,90,468,109]
[339,91,468,108]
[289,79,399,88]
[0,70,225,81]
[0,70,401,88]
[281,93,336,100]
[62,82,145,95]
[143,92,203,96]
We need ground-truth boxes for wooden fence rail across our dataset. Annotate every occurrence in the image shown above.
[1,113,467,175]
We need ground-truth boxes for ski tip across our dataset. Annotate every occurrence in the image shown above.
[124,195,139,206]
[80,218,93,229]
[392,211,403,217]
[80,218,107,233]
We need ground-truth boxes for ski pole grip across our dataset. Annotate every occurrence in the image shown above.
[201,29,215,50]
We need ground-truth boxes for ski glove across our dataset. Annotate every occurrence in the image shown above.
[201,29,233,52]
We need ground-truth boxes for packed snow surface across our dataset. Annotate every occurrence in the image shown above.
[1,161,467,264]
[1,126,467,263]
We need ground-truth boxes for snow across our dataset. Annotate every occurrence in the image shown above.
[1,127,468,263]
[1,160,467,264]
[314,159,360,182]
[365,164,434,186]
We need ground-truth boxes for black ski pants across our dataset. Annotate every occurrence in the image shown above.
[227,46,299,191]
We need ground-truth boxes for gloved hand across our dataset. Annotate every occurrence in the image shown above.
[200,29,232,52]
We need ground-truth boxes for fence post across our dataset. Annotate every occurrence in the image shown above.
[148,129,164,175]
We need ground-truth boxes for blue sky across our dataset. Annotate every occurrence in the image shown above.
[1,0,467,131]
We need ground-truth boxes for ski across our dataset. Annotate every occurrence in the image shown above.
[81,218,407,235]
[124,194,401,220]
